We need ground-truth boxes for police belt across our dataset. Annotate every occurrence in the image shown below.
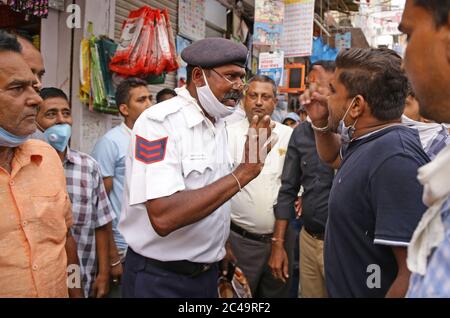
[144,256,214,277]
[230,222,273,243]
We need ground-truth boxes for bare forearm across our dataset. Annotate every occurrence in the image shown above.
[273,219,289,241]
[147,164,257,237]
[386,272,411,298]
[386,247,411,298]
[65,232,84,298]
[106,222,120,261]
[95,225,110,276]
[313,124,342,168]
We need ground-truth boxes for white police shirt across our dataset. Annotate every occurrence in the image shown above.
[118,86,233,263]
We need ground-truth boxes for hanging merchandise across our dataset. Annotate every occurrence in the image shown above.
[110,6,179,78]
[79,23,119,115]
[7,0,49,19]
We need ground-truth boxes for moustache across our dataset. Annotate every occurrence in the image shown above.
[221,90,243,103]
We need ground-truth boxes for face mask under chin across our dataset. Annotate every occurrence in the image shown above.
[195,71,235,119]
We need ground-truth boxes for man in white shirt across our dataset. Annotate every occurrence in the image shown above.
[118,38,277,298]
[227,75,294,297]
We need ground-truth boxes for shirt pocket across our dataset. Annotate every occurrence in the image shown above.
[181,159,215,190]
[30,191,68,243]
[31,190,65,219]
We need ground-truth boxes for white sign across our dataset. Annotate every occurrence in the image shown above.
[282,0,315,57]
[178,0,206,41]
[258,51,284,86]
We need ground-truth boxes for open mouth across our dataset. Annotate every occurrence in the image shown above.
[222,98,237,107]
[222,91,242,107]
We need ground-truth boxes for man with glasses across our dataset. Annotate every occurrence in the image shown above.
[0,30,82,298]
[226,75,295,297]
[119,38,277,298]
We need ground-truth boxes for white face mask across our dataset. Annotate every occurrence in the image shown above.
[196,70,235,119]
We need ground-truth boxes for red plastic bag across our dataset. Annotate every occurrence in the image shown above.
[162,9,179,73]
[110,7,148,65]
[110,6,179,77]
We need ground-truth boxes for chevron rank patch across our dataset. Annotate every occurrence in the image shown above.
[135,135,168,164]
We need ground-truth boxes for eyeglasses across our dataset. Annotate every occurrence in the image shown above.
[211,68,248,90]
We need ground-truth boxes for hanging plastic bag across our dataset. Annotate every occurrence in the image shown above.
[154,10,170,75]
[162,9,179,73]
[79,38,91,105]
[110,6,148,65]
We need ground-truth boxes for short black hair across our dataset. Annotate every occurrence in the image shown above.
[0,30,22,53]
[186,65,195,85]
[156,88,177,103]
[247,75,277,96]
[311,60,336,73]
[414,0,450,27]
[407,81,416,98]
[40,87,69,102]
[115,77,148,107]
[336,48,408,121]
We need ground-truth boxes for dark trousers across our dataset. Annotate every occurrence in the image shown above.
[228,225,296,298]
[122,248,219,298]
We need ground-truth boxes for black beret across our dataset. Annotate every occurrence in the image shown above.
[181,37,248,68]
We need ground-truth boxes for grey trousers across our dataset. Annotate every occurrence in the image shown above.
[228,226,295,298]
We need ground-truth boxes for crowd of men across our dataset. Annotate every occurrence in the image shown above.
[0,0,450,298]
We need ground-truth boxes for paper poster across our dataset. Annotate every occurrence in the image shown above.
[176,35,192,87]
[258,51,284,86]
[178,0,205,41]
[282,0,315,57]
[335,32,352,51]
[253,0,285,46]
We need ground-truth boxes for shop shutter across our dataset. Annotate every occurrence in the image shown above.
[115,0,178,96]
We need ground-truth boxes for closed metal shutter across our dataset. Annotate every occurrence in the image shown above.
[115,0,178,96]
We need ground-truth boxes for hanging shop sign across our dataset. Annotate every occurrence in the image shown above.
[176,35,192,88]
[282,0,315,57]
[178,0,205,41]
[258,51,284,87]
[48,0,64,11]
[253,0,284,47]
[335,32,352,51]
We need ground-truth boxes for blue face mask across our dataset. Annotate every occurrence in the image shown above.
[0,126,30,147]
[44,124,72,152]
[336,97,358,144]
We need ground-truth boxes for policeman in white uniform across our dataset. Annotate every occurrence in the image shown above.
[119,38,277,298]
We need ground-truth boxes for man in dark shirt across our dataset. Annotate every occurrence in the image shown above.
[301,48,428,297]
[269,61,335,298]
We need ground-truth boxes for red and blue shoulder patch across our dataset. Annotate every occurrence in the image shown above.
[135,135,168,164]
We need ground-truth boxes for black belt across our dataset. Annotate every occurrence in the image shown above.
[134,250,214,277]
[304,227,325,241]
[231,222,273,243]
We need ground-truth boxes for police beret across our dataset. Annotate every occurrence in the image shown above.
[181,37,248,68]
